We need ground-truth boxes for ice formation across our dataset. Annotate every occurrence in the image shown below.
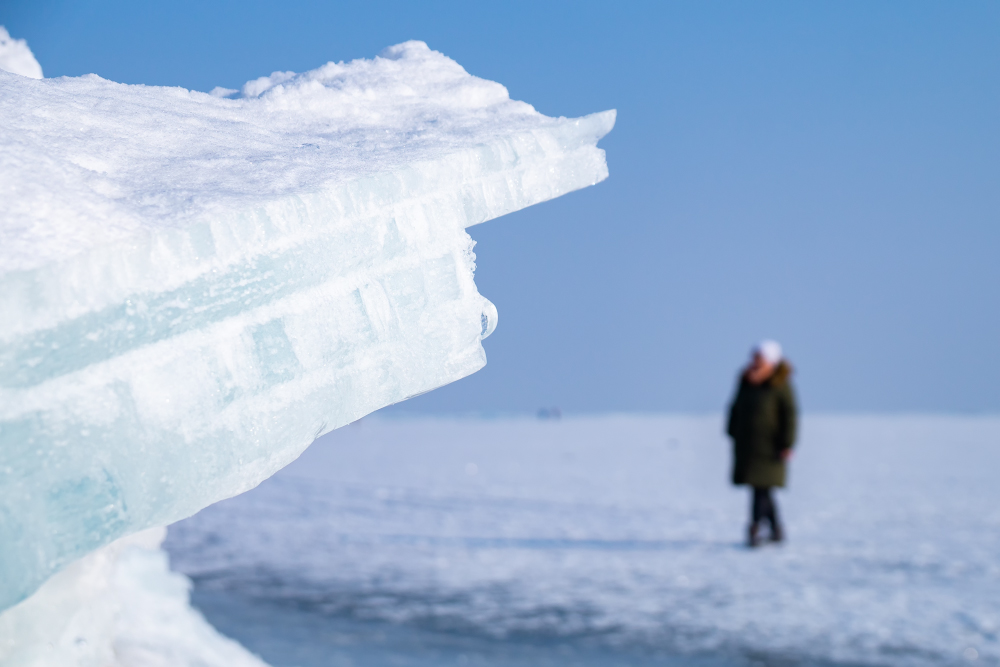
[0,39,614,613]
[0,26,43,79]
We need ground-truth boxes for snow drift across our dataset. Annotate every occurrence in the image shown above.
[0,528,267,666]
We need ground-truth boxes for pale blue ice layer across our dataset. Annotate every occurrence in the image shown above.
[0,209,492,611]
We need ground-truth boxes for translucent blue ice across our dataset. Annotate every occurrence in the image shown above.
[0,41,614,611]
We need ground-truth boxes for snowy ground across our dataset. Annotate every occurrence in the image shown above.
[165,415,1000,667]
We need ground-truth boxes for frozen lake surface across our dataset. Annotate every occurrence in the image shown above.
[165,415,1000,667]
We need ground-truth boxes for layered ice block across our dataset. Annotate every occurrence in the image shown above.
[0,40,614,610]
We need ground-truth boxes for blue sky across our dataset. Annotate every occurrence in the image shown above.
[4,1,999,413]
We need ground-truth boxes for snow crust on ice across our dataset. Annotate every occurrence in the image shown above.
[0,27,42,79]
[0,528,266,667]
[167,415,1000,667]
[0,40,613,611]
[0,40,611,275]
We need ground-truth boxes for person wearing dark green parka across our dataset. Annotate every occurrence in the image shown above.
[726,340,798,547]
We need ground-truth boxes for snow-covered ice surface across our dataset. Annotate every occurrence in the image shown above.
[0,40,609,274]
[0,40,613,610]
[166,415,1000,667]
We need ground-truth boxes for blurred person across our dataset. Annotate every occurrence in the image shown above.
[726,340,798,547]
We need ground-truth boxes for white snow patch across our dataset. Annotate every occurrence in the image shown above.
[0,26,42,79]
[0,528,267,667]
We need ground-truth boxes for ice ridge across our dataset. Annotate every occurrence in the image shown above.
[0,40,614,611]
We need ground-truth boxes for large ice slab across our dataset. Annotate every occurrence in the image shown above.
[0,40,614,611]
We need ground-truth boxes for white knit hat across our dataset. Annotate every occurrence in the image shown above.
[754,340,783,365]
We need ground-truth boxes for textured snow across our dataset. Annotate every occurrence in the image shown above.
[0,40,613,611]
[0,528,267,667]
[0,40,610,275]
[0,27,42,79]
[167,415,1000,667]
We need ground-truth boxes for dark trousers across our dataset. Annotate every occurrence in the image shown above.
[751,487,780,531]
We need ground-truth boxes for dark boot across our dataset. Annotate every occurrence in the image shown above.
[747,521,762,548]
[770,521,784,544]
